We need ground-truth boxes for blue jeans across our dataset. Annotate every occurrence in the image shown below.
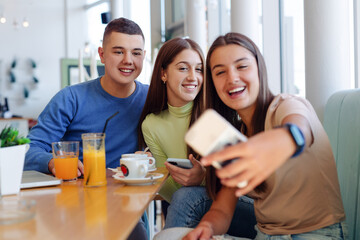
[254,222,348,240]
[164,186,257,239]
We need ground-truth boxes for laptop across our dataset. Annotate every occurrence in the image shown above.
[21,170,62,189]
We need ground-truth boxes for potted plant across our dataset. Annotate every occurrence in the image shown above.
[0,126,30,195]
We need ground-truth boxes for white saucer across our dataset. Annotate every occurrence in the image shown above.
[112,173,164,186]
[108,167,157,173]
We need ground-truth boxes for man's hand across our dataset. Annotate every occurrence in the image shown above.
[48,158,56,176]
[77,160,84,176]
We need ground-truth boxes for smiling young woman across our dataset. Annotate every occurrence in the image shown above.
[138,37,206,203]
[183,32,346,240]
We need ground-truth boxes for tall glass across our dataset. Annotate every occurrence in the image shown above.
[52,141,79,181]
[82,133,107,187]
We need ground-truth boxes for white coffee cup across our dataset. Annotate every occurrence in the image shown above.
[121,153,156,170]
[120,158,149,178]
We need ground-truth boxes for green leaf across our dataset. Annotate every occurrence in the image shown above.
[0,126,31,148]
[0,127,10,139]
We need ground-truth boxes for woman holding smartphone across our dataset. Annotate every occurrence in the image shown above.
[138,37,256,238]
[138,37,206,203]
[183,32,346,240]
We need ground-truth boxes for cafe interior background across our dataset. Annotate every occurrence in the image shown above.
[0,0,360,239]
[0,0,358,133]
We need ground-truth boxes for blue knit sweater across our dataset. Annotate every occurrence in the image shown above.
[24,77,149,173]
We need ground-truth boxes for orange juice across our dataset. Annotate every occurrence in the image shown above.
[82,133,107,187]
[54,156,78,180]
[83,149,107,187]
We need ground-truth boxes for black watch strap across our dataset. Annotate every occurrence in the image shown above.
[278,123,305,158]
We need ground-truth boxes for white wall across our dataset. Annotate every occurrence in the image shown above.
[0,0,87,119]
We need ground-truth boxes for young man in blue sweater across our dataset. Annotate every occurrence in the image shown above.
[24,17,149,239]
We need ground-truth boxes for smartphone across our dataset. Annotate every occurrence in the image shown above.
[166,158,193,169]
[185,109,247,169]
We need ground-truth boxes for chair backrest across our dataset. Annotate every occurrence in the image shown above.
[323,89,360,240]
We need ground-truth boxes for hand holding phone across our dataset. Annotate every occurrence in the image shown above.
[185,109,247,169]
[166,158,193,169]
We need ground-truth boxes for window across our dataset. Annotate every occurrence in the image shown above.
[86,1,109,50]
[354,0,359,88]
[280,0,305,96]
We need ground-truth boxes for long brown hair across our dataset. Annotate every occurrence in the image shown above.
[205,32,275,200]
[138,37,205,158]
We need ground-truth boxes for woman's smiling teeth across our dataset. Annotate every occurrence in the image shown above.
[120,69,133,73]
[183,84,197,89]
[228,86,245,95]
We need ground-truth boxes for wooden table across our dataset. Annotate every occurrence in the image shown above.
[0,168,168,240]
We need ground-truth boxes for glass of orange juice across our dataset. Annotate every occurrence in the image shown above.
[52,141,79,181]
[82,133,107,187]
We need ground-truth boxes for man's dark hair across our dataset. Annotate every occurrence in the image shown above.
[103,17,145,44]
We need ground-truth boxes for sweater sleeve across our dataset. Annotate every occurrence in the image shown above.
[24,88,76,173]
[141,114,183,202]
[141,116,168,167]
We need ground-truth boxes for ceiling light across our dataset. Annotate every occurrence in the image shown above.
[84,42,91,54]
[22,18,29,27]
[0,16,6,24]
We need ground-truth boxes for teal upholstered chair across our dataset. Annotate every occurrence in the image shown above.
[323,89,360,240]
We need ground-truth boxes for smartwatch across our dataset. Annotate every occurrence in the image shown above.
[279,123,305,158]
